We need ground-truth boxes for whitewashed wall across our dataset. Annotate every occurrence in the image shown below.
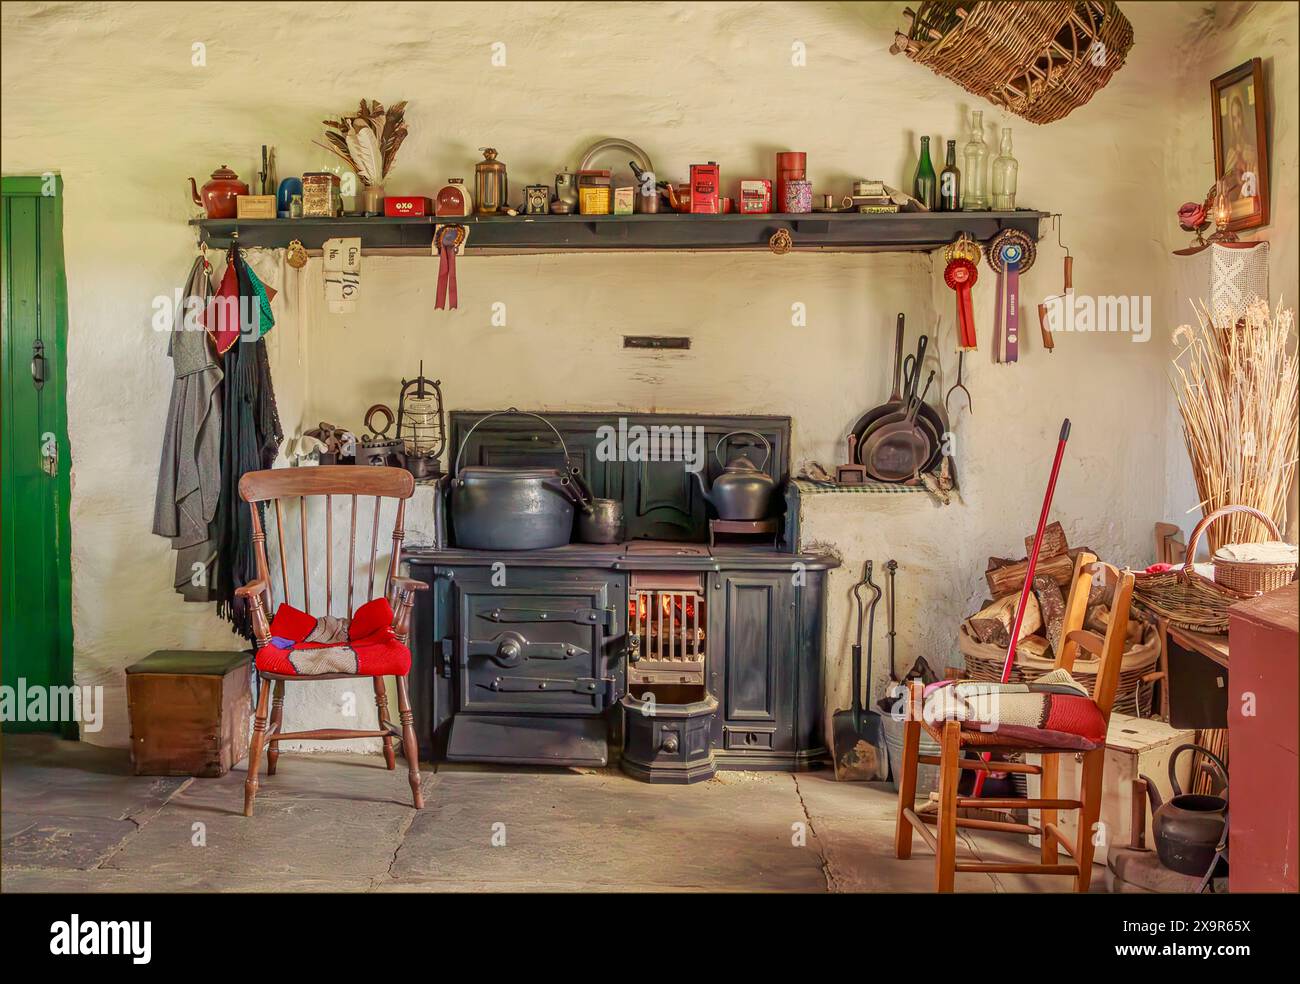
[1,1,1292,750]
[1162,1,1300,544]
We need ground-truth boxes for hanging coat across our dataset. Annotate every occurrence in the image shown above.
[215,248,283,639]
[152,255,223,601]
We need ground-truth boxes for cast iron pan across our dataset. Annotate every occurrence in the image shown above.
[854,341,945,476]
[848,314,907,446]
[848,317,948,478]
[863,372,938,480]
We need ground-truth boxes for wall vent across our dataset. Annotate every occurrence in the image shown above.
[624,336,691,350]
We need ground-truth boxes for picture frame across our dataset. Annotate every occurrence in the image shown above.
[1210,57,1269,232]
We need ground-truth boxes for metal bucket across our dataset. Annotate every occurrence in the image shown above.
[881,713,942,798]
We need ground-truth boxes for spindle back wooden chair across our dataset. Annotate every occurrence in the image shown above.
[894,552,1136,891]
[235,466,427,816]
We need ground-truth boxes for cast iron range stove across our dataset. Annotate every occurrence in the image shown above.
[405,411,838,783]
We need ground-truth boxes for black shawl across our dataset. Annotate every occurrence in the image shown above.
[215,249,283,640]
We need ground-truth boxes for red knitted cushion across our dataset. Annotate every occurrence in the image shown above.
[255,601,409,677]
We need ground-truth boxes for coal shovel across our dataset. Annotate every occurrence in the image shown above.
[832,561,887,781]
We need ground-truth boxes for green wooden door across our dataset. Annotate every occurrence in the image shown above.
[1,175,74,735]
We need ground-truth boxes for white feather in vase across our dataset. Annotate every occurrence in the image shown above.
[346,125,382,186]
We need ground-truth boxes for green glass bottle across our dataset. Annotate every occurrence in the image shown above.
[939,140,961,212]
[913,136,937,211]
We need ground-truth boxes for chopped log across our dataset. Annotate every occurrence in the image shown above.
[1088,603,1144,644]
[1033,575,1067,654]
[1085,603,1110,635]
[968,593,1042,648]
[1016,635,1051,660]
[1025,521,1069,560]
[985,552,1075,597]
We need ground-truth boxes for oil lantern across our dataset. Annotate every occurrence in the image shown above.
[396,362,445,480]
[474,148,507,215]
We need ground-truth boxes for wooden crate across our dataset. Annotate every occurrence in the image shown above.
[1027,713,1194,864]
[127,651,252,777]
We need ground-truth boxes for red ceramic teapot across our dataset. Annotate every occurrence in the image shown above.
[189,165,248,219]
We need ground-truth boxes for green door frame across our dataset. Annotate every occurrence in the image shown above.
[2,173,76,736]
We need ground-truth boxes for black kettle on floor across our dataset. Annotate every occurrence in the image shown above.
[1141,743,1228,876]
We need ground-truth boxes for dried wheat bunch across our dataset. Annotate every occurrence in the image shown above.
[1171,299,1299,552]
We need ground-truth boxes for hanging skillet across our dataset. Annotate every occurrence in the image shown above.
[863,372,938,481]
[859,335,944,476]
[850,316,946,477]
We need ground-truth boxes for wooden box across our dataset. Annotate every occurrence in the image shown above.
[126,650,251,777]
[235,195,277,219]
[1027,713,1194,864]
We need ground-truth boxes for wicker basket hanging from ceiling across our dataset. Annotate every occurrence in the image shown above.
[890,1,1135,125]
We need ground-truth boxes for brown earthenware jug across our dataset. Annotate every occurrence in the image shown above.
[189,165,249,219]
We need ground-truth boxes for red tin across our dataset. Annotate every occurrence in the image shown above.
[775,151,806,215]
[384,196,434,217]
[739,178,772,214]
[689,162,721,214]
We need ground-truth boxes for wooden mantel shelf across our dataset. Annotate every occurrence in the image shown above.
[191,210,1046,254]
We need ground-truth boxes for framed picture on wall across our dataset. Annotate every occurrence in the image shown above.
[1211,57,1269,232]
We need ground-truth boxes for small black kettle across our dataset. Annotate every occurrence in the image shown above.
[693,430,777,521]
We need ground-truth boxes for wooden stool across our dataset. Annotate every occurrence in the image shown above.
[126,650,252,777]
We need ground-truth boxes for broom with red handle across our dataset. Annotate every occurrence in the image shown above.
[971,418,1072,798]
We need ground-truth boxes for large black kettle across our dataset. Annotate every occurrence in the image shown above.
[692,430,777,521]
[1141,743,1228,877]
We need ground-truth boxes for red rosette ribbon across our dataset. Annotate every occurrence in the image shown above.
[944,257,978,349]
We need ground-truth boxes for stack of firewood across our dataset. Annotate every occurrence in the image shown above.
[965,522,1146,661]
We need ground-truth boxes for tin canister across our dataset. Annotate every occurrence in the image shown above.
[302,171,341,217]
[783,178,813,214]
[775,152,806,215]
[739,178,772,214]
[577,169,612,215]
[689,162,721,214]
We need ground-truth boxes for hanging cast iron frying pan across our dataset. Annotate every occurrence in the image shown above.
[862,396,931,481]
[862,372,938,481]
[850,326,945,477]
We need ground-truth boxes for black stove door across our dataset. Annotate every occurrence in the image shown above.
[454,578,620,716]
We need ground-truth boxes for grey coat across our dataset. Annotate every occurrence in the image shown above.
[152,255,223,601]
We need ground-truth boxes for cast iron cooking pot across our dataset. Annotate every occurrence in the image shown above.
[450,409,591,550]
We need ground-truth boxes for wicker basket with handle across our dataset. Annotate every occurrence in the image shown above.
[1195,504,1297,596]
[890,1,1134,125]
[1133,504,1294,633]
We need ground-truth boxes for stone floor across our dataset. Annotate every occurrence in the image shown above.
[2,734,1084,893]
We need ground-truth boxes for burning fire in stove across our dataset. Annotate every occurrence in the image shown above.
[627,577,707,685]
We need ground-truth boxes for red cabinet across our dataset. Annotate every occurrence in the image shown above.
[1228,583,1298,892]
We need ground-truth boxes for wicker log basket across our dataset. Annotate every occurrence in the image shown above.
[890,1,1135,125]
[1133,504,1298,634]
[957,621,1159,717]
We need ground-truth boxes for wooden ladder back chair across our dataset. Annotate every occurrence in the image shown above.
[894,551,1137,891]
[234,466,428,816]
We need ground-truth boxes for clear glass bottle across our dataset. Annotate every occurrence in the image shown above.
[961,110,989,210]
[991,127,1019,211]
